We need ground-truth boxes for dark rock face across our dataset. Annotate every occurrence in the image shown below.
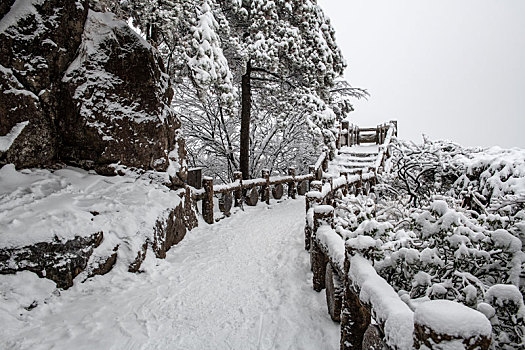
[131,188,198,271]
[0,0,88,168]
[0,67,55,167]
[60,10,183,174]
[0,1,196,287]
[0,2,186,181]
[0,232,103,289]
[152,188,198,259]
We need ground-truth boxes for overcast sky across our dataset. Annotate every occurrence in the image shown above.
[318,0,525,148]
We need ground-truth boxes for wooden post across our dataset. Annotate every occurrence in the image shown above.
[233,171,243,207]
[340,247,371,350]
[308,165,316,183]
[288,167,296,199]
[325,263,343,322]
[327,176,334,206]
[342,120,349,147]
[187,167,202,189]
[261,169,270,205]
[311,206,333,292]
[336,124,343,149]
[356,169,363,195]
[341,171,349,196]
[322,149,329,172]
[202,177,214,224]
[370,168,377,187]
[391,120,398,137]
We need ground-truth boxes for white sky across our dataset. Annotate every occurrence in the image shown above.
[318,0,525,148]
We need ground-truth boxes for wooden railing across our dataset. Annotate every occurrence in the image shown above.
[304,145,493,350]
[187,120,396,226]
[336,120,397,147]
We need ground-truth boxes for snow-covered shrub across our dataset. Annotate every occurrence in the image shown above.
[337,195,525,348]
[337,140,525,349]
[388,138,472,206]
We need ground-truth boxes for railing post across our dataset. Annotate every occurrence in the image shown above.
[413,300,491,350]
[261,169,270,205]
[340,247,371,350]
[322,148,329,172]
[308,165,316,184]
[288,167,296,199]
[356,169,363,195]
[342,120,349,147]
[390,120,398,136]
[233,171,243,207]
[370,168,377,187]
[311,206,333,292]
[337,124,343,149]
[202,177,214,224]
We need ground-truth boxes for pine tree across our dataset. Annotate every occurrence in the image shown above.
[217,0,346,179]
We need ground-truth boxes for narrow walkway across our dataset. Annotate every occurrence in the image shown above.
[2,199,339,350]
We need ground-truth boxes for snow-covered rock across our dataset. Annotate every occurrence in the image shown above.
[0,0,87,168]
[0,2,187,183]
[61,10,185,179]
[0,164,197,288]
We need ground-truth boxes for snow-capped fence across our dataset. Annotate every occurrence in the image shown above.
[308,208,493,350]
[337,120,397,148]
[188,121,397,225]
[192,167,319,224]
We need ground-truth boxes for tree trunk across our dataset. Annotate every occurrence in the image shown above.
[240,60,252,180]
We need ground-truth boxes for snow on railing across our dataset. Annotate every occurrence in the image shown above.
[308,206,493,350]
[188,152,331,224]
[336,120,397,147]
[374,121,397,171]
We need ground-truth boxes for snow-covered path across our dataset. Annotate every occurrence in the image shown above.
[2,199,339,350]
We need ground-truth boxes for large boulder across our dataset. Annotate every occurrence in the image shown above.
[0,0,88,168]
[0,2,186,184]
[60,10,184,176]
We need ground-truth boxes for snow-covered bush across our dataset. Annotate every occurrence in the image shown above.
[335,140,525,348]
[336,195,525,348]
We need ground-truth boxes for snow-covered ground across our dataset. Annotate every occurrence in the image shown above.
[1,199,339,350]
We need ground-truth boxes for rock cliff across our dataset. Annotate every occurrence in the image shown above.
[0,0,186,184]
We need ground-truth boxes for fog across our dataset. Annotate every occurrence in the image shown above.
[319,0,525,148]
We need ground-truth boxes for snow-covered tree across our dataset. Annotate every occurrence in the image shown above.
[217,0,347,178]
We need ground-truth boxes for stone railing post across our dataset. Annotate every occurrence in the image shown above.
[413,300,491,350]
[288,167,296,199]
[261,169,270,205]
[311,205,333,292]
[233,171,243,207]
[202,177,214,224]
[340,247,371,350]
